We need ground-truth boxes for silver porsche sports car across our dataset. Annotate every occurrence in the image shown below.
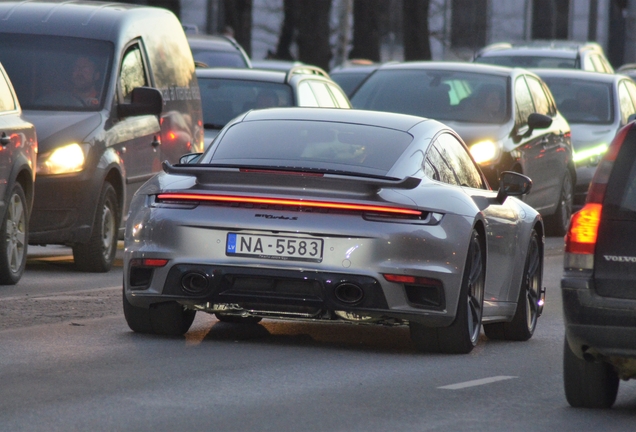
[123,107,545,354]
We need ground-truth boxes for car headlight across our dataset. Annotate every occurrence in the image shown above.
[469,140,500,164]
[37,143,86,175]
[573,143,608,166]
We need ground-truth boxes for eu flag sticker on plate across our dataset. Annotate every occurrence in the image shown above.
[226,233,237,253]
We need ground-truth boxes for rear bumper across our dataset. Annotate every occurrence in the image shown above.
[562,273,636,358]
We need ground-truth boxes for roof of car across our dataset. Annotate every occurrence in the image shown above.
[187,34,244,52]
[376,61,525,77]
[530,68,625,84]
[241,107,429,132]
[477,40,604,58]
[0,1,169,39]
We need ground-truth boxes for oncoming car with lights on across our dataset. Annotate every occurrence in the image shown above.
[350,62,574,236]
[123,107,545,355]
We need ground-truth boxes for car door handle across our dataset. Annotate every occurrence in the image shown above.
[151,135,161,149]
[0,133,10,146]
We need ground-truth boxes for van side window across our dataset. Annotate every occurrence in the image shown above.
[0,70,15,112]
[119,45,148,103]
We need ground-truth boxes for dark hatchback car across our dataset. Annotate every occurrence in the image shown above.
[562,122,636,408]
[0,62,37,284]
[187,34,251,68]
[350,62,574,235]
[0,1,203,272]
[198,66,351,146]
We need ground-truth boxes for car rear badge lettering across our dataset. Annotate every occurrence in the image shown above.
[255,214,298,221]
[603,255,636,263]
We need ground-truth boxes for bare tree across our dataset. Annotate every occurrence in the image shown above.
[296,0,332,70]
[349,0,381,62]
[274,0,300,60]
[403,0,432,61]
[223,0,253,57]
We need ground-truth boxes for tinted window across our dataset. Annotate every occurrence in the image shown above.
[540,77,613,124]
[205,120,414,176]
[525,75,551,116]
[425,143,457,185]
[191,49,248,68]
[0,70,15,112]
[514,77,535,129]
[330,72,371,96]
[120,45,148,103]
[0,34,113,111]
[352,69,510,124]
[198,78,293,128]
[476,55,576,69]
[436,133,486,189]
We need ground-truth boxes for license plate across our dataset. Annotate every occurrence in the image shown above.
[226,233,323,262]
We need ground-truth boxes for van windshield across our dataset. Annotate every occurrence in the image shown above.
[0,34,113,111]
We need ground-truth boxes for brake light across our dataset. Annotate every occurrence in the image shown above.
[130,258,169,267]
[565,203,602,255]
[156,193,422,216]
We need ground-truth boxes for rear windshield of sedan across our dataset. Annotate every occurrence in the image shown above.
[204,120,414,175]
[476,55,577,69]
[540,77,613,124]
[351,69,510,124]
[0,33,113,112]
[199,78,293,128]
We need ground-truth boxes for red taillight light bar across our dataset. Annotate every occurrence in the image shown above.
[383,274,442,285]
[156,193,423,216]
[130,258,169,267]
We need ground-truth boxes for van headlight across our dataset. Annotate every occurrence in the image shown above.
[37,143,86,175]
[469,140,500,164]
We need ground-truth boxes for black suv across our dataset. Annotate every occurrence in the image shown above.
[562,122,636,408]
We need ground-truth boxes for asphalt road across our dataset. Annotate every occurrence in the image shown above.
[1,238,635,431]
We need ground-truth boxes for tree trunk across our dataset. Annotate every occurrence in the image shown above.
[275,0,300,60]
[349,0,381,62]
[223,0,253,57]
[403,0,431,61]
[296,0,332,70]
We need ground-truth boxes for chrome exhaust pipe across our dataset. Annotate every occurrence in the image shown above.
[334,282,364,304]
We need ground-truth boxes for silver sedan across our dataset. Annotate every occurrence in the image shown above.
[123,108,545,354]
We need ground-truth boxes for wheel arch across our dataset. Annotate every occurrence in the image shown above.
[104,167,124,223]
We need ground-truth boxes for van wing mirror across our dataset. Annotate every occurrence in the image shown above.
[118,87,163,118]
[496,171,532,204]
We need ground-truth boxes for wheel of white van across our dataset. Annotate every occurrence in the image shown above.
[215,313,262,324]
[484,230,542,341]
[545,171,573,237]
[563,336,619,408]
[0,183,28,285]
[410,229,485,354]
[149,302,196,336]
[73,182,119,272]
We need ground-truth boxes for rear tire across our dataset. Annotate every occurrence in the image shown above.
[123,288,196,336]
[484,230,542,341]
[410,229,485,354]
[0,183,28,285]
[545,171,573,237]
[563,337,619,408]
[73,182,119,272]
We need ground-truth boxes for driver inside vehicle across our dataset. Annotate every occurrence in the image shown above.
[69,56,101,107]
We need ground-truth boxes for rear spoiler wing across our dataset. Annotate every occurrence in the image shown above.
[162,161,421,195]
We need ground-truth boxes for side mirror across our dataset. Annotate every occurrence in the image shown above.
[628,113,636,124]
[118,87,163,118]
[527,113,552,130]
[179,153,202,164]
[497,171,532,204]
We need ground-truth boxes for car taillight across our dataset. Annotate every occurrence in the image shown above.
[563,123,633,269]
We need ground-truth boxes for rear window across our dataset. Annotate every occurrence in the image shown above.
[330,72,372,96]
[191,49,249,68]
[476,55,577,69]
[198,78,293,128]
[540,77,613,124]
[203,120,413,176]
[351,69,510,124]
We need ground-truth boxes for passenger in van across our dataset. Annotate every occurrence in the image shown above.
[70,56,101,107]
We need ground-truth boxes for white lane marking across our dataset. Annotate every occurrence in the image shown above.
[438,376,518,390]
